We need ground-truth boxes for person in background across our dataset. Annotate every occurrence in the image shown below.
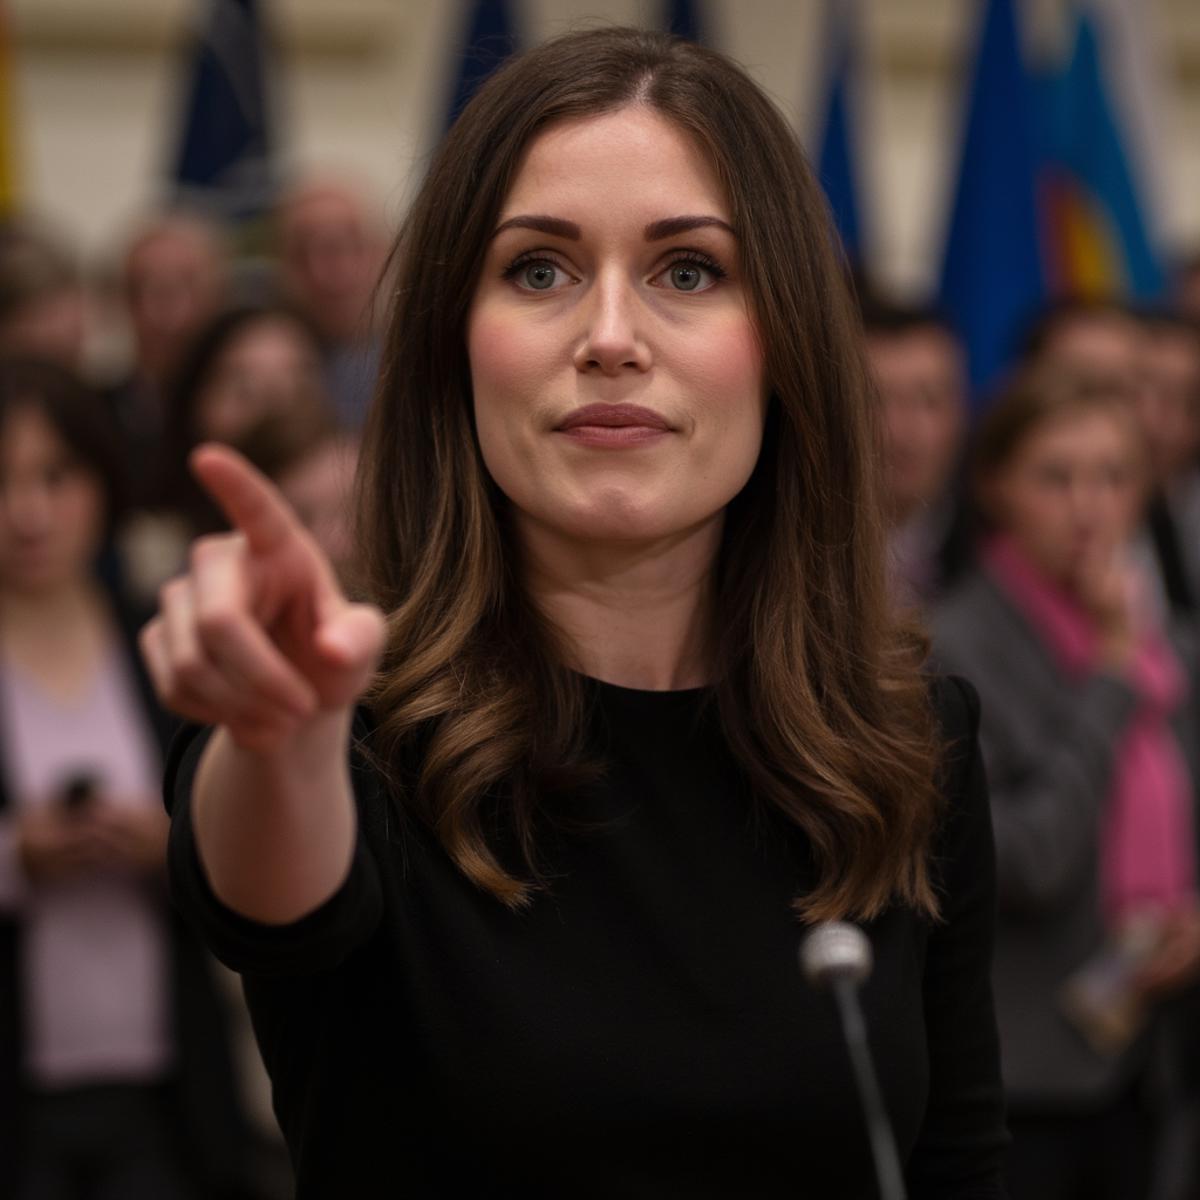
[1020,298,1147,390]
[117,303,333,604]
[235,404,359,589]
[0,358,250,1198]
[1020,297,1192,624]
[1175,253,1200,324]
[275,178,385,431]
[932,368,1200,1200]
[107,213,230,504]
[1134,311,1200,616]
[0,224,88,373]
[861,297,971,607]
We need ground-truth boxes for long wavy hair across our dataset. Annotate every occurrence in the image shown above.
[356,27,941,922]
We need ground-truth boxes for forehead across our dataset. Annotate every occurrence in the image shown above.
[129,226,216,273]
[1,404,67,457]
[500,107,729,223]
[1023,406,1136,457]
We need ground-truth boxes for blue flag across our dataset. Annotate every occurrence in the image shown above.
[664,0,704,42]
[938,0,1045,402]
[816,4,862,263]
[1036,9,1164,299]
[171,0,274,219]
[446,0,518,130]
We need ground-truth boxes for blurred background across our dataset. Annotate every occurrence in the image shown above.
[3,2,1200,1198]
[0,0,1196,399]
[3,0,1198,293]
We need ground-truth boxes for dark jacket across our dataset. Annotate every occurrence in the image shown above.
[932,567,1200,1108]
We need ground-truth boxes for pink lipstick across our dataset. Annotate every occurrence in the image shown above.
[555,403,673,447]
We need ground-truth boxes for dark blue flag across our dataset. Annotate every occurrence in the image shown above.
[171,0,274,220]
[938,0,1045,403]
[816,3,862,262]
[664,0,704,43]
[447,0,518,130]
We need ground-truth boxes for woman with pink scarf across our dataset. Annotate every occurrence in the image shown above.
[933,368,1200,1200]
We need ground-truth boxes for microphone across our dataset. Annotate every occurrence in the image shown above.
[800,922,907,1200]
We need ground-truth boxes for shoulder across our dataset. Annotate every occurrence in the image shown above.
[927,672,980,750]
[925,673,991,877]
[929,569,1035,685]
[928,570,1005,646]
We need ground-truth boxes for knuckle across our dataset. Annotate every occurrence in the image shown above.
[156,576,188,612]
[172,652,208,689]
[138,618,161,655]
[189,532,242,570]
[194,604,241,645]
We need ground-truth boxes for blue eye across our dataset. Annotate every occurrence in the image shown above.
[522,261,559,290]
[503,255,571,292]
[670,264,702,291]
[655,253,726,292]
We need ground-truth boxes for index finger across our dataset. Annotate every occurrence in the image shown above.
[190,443,303,555]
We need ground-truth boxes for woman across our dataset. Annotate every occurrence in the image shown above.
[234,404,360,589]
[142,29,1006,1197]
[932,369,1200,1199]
[153,304,329,532]
[119,304,333,604]
[0,360,249,1196]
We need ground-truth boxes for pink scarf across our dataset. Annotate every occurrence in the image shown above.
[983,535,1197,925]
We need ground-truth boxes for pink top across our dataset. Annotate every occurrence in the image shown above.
[984,535,1197,925]
[0,645,171,1087]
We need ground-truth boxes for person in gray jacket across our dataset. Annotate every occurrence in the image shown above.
[932,367,1200,1200]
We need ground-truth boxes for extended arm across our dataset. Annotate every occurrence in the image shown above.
[140,446,384,925]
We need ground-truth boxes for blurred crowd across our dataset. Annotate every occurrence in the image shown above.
[867,262,1200,1199]
[0,180,385,1199]
[0,159,1198,1197]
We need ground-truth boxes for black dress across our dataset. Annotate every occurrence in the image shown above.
[166,674,1007,1198]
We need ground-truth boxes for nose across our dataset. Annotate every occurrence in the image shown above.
[1,480,53,537]
[573,269,652,376]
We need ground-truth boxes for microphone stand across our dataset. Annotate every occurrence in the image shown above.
[800,922,907,1200]
[828,974,907,1200]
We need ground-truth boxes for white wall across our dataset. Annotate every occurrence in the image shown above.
[8,0,1200,296]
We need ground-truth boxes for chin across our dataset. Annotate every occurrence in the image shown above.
[553,491,694,543]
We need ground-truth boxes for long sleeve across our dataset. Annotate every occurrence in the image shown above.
[905,675,1008,1198]
[164,721,385,978]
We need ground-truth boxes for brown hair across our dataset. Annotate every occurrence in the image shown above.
[0,357,127,536]
[357,27,941,921]
[233,402,341,484]
[974,367,1144,495]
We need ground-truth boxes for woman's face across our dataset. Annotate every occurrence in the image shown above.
[989,407,1144,589]
[467,107,767,548]
[196,316,325,445]
[0,407,105,593]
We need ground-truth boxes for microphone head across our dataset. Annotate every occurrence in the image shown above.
[799,921,873,989]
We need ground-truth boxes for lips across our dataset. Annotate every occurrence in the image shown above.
[555,404,672,432]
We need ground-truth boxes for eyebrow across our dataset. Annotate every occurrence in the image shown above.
[491,214,736,241]
[643,215,736,241]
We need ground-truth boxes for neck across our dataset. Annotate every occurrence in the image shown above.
[518,515,722,692]
[0,579,101,632]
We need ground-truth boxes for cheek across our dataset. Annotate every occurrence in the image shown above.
[468,308,563,492]
[65,484,104,545]
[690,322,767,471]
[470,314,522,427]
[468,310,553,412]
